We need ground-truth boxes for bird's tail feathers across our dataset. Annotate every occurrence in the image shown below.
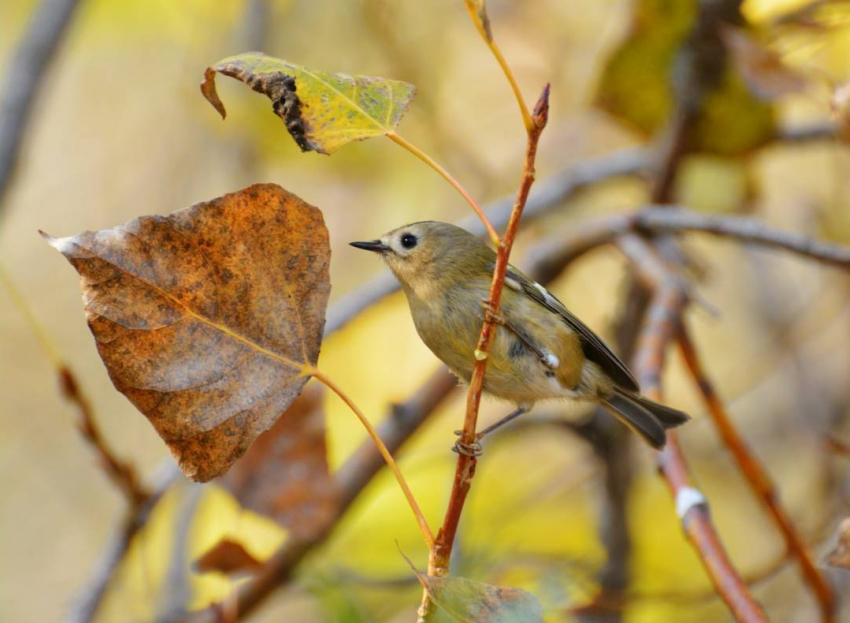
[602,389,690,449]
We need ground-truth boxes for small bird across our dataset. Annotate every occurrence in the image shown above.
[351,221,689,450]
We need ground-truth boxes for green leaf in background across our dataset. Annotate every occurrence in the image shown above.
[201,52,416,155]
[595,0,777,156]
[420,575,544,623]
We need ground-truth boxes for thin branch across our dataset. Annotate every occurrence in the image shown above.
[460,0,533,131]
[1,259,167,623]
[307,366,435,548]
[1,262,150,507]
[387,132,500,245]
[155,483,204,623]
[621,233,769,623]
[528,208,850,273]
[0,0,82,214]
[60,366,150,508]
[66,464,179,623]
[427,86,550,588]
[677,328,836,621]
[825,435,850,457]
[636,208,850,268]
[774,120,837,144]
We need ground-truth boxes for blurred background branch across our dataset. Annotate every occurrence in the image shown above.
[0,0,81,216]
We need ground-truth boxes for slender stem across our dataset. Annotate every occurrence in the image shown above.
[0,260,62,366]
[427,86,550,585]
[461,1,533,132]
[386,132,500,246]
[486,40,533,133]
[307,366,435,549]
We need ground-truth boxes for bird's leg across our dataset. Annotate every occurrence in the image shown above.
[453,406,529,445]
[480,300,558,371]
[452,437,483,457]
[476,407,529,439]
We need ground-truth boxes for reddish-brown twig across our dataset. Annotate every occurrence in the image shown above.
[622,235,769,623]
[825,436,850,456]
[567,551,791,614]
[427,85,550,583]
[59,366,150,509]
[677,328,836,622]
[0,262,150,508]
[0,0,83,214]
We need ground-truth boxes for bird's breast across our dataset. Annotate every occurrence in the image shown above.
[405,281,587,404]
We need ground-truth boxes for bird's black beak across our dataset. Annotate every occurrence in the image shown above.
[350,240,390,253]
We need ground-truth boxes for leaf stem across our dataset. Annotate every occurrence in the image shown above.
[0,259,62,367]
[307,366,435,549]
[461,2,533,132]
[386,132,500,246]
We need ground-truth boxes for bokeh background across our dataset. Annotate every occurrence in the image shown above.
[1,0,849,621]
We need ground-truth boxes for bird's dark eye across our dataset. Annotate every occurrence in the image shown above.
[400,233,417,249]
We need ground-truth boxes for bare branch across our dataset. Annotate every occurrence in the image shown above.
[774,120,837,144]
[59,366,150,508]
[636,208,850,268]
[66,464,179,623]
[0,0,82,214]
[621,234,769,623]
[677,328,836,620]
[530,208,850,273]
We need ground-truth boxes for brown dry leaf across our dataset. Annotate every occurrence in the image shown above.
[825,517,850,569]
[221,385,339,539]
[194,538,263,576]
[721,26,807,100]
[43,184,330,482]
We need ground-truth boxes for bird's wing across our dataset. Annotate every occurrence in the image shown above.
[503,266,640,392]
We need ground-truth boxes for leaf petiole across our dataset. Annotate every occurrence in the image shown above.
[462,0,533,132]
[386,132,500,247]
[304,365,435,549]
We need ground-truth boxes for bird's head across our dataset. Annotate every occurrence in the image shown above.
[350,221,490,297]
